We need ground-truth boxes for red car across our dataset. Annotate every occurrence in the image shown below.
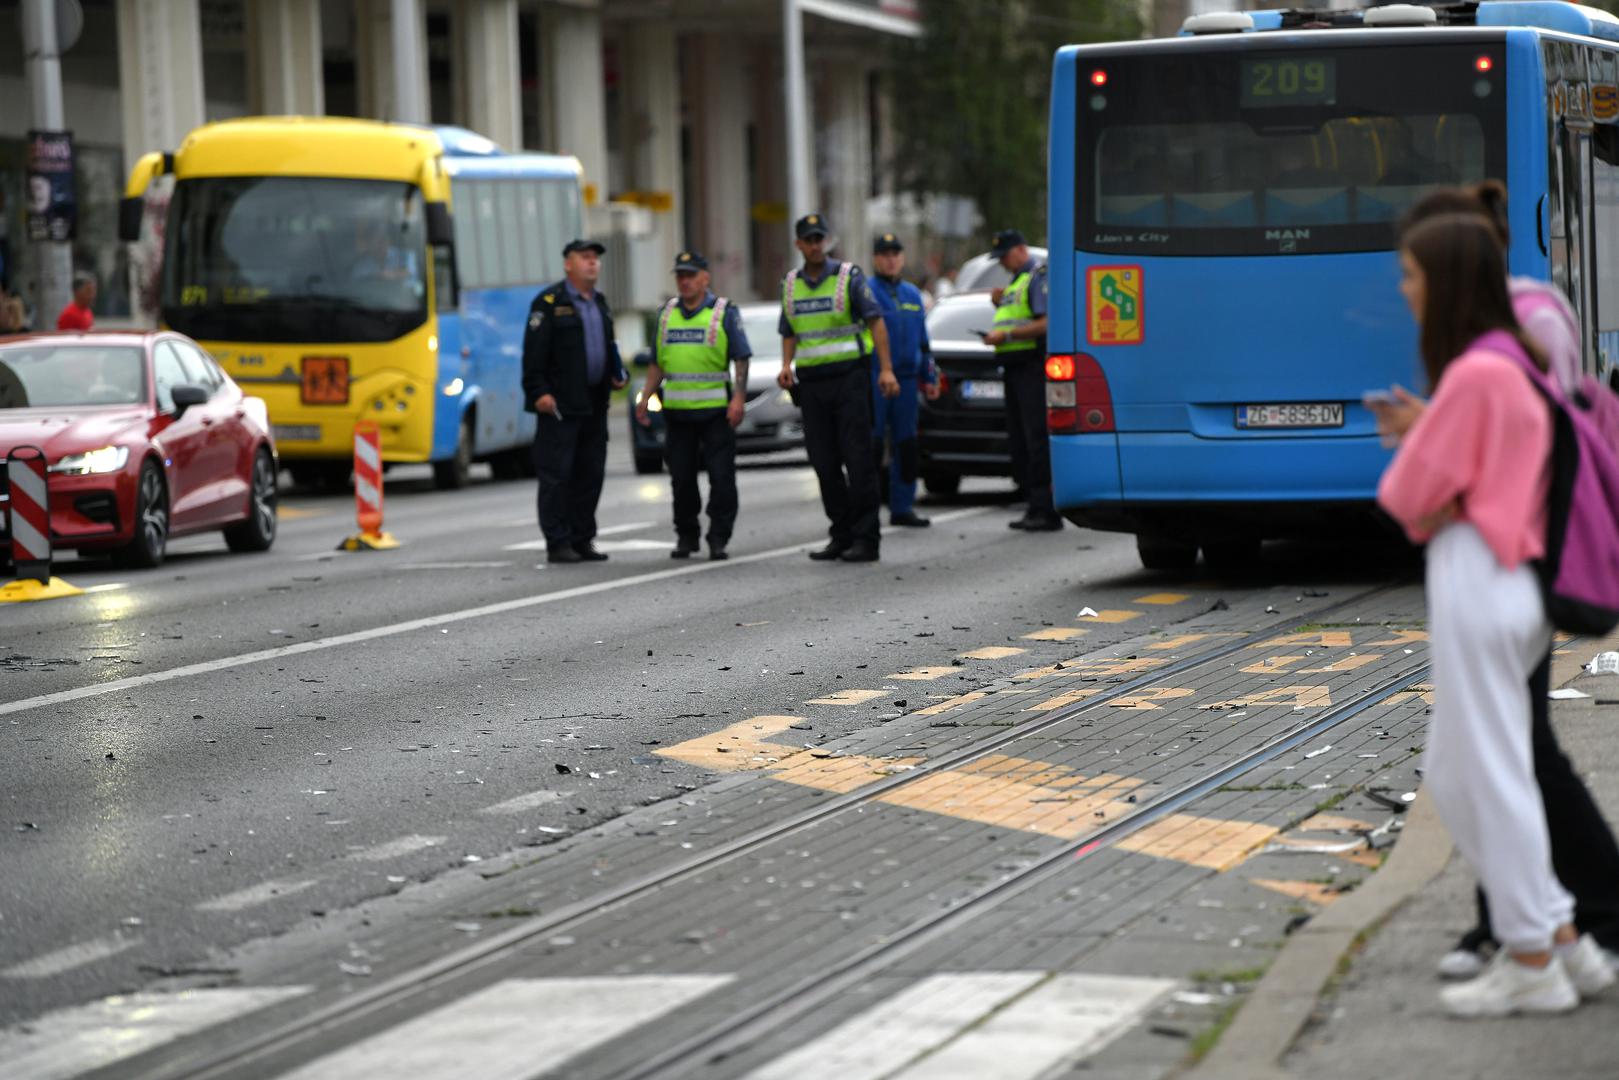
[0,331,278,568]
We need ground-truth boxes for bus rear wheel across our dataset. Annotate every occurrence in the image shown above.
[434,419,473,489]
[1136,534,1197,571]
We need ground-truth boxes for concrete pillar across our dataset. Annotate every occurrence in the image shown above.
[116,0,206,326]
[822,65,871,265]
[690,34,752,298]
[453,0,519,148]
[543,1,608,205]
[356,0,428,122]
[21,0,72,327]
[752,49,791,293]
[246,0,324,116]
[619,22,682,277]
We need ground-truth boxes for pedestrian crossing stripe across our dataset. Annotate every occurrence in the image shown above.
[0,986,310,1080]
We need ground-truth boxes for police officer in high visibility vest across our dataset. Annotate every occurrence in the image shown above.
[982,229,1061,531]
[778,213,900,563]
[636,250,751,560]
[869,232,939,527]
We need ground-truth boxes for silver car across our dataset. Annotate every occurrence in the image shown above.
[629,301,805,474]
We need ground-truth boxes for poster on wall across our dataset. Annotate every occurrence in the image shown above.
[25,130,76,243]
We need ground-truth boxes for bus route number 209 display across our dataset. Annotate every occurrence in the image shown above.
[1240,57,1336,108]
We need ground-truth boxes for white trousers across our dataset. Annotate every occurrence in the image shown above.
[1424,523,1571,953]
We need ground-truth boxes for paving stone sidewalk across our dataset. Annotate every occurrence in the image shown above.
[1277,662,1619,1080]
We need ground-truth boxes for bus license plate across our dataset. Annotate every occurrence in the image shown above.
[959,379,1005,402]
[273,424,322,442]
[1236,403,1344,429]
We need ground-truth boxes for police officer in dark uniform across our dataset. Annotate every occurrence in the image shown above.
[635,249,751,560]
[982,229,1061,531]
[521,238,629,563]
[869,232,939,527]
[778,213,899,563]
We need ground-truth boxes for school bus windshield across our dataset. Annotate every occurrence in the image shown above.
[161,176,428,344]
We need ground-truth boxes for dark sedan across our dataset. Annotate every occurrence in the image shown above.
[917,292,1013,495]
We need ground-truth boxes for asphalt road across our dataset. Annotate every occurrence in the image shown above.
[0,435,1414,1054]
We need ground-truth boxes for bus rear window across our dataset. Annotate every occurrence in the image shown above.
[1078,43,1506,256]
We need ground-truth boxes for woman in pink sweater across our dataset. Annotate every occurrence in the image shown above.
[1377,212,1613,1017]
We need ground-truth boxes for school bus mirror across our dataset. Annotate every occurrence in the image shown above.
[426,202,454,246]
[118,197,144,242]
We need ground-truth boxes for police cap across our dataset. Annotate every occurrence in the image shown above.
[873,233,903,254]
[989,229,1026,257]
[562,238,606,258]
[673,250,709,272]
[795,213,830,240]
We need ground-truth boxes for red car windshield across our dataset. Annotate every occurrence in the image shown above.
[0,345,147,409]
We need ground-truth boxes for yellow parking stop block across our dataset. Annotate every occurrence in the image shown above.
[0,577,86,602]
[339,530,401,551]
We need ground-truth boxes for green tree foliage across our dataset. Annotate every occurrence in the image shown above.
[888,0,1141,245]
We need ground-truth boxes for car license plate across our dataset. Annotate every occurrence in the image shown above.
[273,424,322,442]
[959,379,1005,402]
[1236,402,1344,429]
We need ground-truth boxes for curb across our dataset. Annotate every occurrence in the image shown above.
[1185,628,1619,1080]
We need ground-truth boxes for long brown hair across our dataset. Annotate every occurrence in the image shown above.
[1400,180,1512,248]
[1400,212,1545,389]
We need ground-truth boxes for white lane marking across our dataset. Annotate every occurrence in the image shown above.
[274,975,731,1080]
[195,879,318,913]
[742,973,1044,1080]
[896,973,1176,1078]
[503,537,671,553]
[0,986,311,1080]
[743,973,1175,1080]
[0,507,986,719]
[478,790,562,815]
[397,561,514,570]
[346,835,446,862]
[1,934,138,980]
[500,518,654,533]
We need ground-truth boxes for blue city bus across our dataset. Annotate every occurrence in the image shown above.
[1044,1,1619,569]
[126,120,583,489]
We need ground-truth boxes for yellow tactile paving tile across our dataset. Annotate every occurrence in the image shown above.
[1147,633,1221,651]
[916,691,988,716]
[774,752,927,793]
[1082,610,1145,623]
[1117,814,1280,871]
[1108,687,1196,710]
[1016,656,1169,681]
[888,667,958,681]
[1133,592,1190,606]
[1203,685,1333,710]
[1250,878,1345,905]
[1022,627,1089,642]
[1024,687,1105,712]
[959,646,1028,660]
[806,688,888,706]
[1265,833,1383,869]
[1367,629,1428,646]
[1392,682,1435,705]
[656,715,809,772]
[1239,654,1310,675]
[1299,653,1385,674]
[1249,631,1353,650]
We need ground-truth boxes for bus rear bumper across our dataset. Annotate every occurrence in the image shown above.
[1051,431,1396,540]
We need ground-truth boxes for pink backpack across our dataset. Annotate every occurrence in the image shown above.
[1513,285,1619,453]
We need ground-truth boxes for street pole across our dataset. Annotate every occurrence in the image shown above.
[783,0,813,223]
[390,0,428,123]
[20,0,73,328]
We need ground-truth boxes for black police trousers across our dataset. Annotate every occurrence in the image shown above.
[532,409,607,552]
[664,412,738,547]
[1003,356,1054,515]
[1474,652,1619,950]
[798,365,880,549]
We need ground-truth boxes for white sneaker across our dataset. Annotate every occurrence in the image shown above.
[1437,947,1487,980]
[1557,935,1618,997]
[1440,952,1579,1017]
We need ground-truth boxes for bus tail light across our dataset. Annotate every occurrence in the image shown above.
[1046,353,1113,434]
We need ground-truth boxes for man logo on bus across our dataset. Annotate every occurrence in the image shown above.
[1087,265,1142,346]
